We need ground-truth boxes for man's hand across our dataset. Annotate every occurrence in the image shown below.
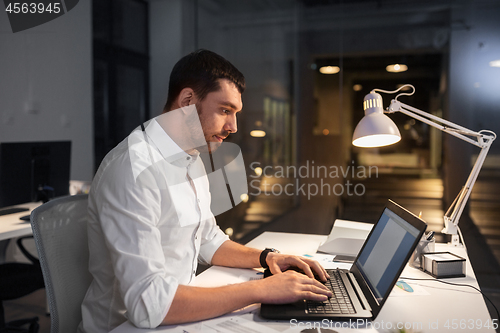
[162,269,332,325]
[266,252,330,282]
[163,243,333,325]
[255,270,332,304]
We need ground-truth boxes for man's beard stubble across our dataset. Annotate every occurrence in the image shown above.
[195,103,229,154]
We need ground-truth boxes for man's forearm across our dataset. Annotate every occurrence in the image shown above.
[162,268,332,326]
[162,282,259,325]
[211,240,262,268]
[160,242,333,326]
[211,240,330,282]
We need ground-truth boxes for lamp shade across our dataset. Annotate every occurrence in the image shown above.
[352,92,401,147]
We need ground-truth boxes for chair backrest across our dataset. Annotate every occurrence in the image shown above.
[31,194,92,333]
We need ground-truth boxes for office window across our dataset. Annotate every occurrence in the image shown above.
[92,0,149,171]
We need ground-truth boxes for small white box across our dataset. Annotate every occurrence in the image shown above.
[421,252,466,278]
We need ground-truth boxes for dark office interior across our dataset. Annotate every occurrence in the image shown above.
[1,0,500,332]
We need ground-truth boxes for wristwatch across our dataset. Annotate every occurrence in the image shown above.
[259,248,280,269]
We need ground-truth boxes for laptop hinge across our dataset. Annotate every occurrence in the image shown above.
[347,271,372,312]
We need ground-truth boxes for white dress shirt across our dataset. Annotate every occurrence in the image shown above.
[79,118,229,332]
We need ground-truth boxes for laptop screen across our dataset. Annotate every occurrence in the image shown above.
[355,207,420,301]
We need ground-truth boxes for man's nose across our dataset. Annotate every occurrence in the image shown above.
[225,114,237,134]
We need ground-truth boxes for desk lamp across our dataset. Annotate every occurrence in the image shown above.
[352,84,496,246]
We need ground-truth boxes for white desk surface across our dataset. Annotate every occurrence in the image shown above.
[112,230,496,333]
[0,202,41,241]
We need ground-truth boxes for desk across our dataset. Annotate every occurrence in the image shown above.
[0,202,41,241]
[112,231,496,332]
[0,202,42,263]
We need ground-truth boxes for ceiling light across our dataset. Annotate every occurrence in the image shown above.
[319,66,340,74]
[250,130,266,137]
[386,64,408,73]
[353,84,363,91]
[489,59,500,67]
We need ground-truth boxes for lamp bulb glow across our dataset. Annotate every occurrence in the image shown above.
[352,134,401,147]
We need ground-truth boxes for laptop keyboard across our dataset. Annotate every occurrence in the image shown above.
[306,269,356,315]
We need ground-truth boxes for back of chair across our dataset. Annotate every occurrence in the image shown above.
[31,194,92,333]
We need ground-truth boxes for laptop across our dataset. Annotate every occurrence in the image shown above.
[260,200,427,321]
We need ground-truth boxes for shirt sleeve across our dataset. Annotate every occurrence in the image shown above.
[93,158,176,329]
[198,215,230,265]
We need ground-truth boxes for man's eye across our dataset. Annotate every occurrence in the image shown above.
[223,110,230,114]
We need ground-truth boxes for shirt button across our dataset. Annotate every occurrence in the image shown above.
[186,156,191,160]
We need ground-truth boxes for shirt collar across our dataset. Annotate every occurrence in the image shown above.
[144,118,199,168]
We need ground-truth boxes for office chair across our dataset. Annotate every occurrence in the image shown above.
[0,236,45,333]
[30,194,92,333]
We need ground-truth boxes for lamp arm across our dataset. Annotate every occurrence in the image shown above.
[444,143,492,229]
[389,100,486,148]
[387,99,496,245]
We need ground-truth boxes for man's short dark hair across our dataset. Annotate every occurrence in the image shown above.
[164,49,245,111]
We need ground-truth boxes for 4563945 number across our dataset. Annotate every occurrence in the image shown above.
[5,2,61,14]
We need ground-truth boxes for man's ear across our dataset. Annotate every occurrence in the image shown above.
[177,87,197,108]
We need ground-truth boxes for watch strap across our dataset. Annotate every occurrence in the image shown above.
[259,248,279,269]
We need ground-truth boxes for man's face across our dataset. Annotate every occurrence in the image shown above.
[196,79,242,153]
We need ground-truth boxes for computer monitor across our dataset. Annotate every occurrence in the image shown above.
[0,141,71,208]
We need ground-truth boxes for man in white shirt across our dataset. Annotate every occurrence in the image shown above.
[79,50,331,332]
